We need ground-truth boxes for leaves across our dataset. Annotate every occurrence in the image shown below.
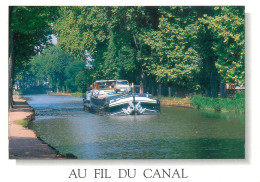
[140,7,201,90]
[11,6,58,79]
[23,45,85,92]
[201,6,245,85]
[16,6,245,95]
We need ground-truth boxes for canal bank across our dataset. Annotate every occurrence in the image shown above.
[8,94,62,159]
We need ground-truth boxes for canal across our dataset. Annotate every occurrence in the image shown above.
[25,94,245,159]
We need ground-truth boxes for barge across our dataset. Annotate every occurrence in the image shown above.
[83,80,160,115]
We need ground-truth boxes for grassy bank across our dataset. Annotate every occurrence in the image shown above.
[191,92,245,113]
[15,119,29,127]
[47,91,85,98]
[155,96,193,108]
[156,92,244,113]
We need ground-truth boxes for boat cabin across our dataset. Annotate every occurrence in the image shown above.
[91,80,130,93]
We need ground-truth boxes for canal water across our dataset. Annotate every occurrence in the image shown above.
[25,94,245,159]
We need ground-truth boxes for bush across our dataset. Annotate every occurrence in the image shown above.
[212,98,221,112]
[191,94,244,113]
[235,91,245,99]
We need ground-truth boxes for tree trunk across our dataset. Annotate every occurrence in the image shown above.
[140,69,144,94]
[147,76,150,93]
[158,84,161,96]
[145,75,149,93]
[175,87,184,98]
[221,79,227,98]
[210,60,218,98]
[8,7,14,109]
[151,79,154,96]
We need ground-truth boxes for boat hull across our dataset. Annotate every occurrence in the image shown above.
[83,95,160,115]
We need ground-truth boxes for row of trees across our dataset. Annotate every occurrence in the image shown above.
[53,6,244,96]
[17,45,90,93]
[10,6,245,106]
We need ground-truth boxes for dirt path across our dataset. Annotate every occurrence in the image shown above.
[9,95,60,159]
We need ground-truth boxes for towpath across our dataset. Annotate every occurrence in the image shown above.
[9,95,60,159]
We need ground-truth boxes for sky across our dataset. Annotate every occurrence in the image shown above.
[51,34,58,45]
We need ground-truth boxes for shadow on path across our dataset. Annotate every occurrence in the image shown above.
[9,95,61,159]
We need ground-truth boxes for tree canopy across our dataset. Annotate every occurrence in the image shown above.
[12,6,245,98]
[9,6,58,107]
[10,6,57,78]
[201,6,245,85]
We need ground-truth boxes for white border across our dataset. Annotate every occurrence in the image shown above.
[1,0,260,181]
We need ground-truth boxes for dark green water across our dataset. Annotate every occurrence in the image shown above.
[25,94,245,159]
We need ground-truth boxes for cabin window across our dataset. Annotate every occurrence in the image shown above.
[117,81,128,85]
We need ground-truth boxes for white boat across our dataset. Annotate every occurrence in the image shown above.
[83,80,160,115]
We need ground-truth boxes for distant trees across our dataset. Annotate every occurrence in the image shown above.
[20,45,88,93]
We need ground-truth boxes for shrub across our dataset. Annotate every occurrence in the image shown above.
[212,98,221,112]
[191,95,244,113]
[235,91,245,99]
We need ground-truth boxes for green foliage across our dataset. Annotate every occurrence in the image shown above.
[54,7,159,84]
[15,6,245,100]
[54,7,108,60]
[191,95,245,112]
[53,6,244,94]
[64,59,85,92]
[16,119,29,128]
[200,7,245,86]
[71,92,86,98]
[235,91,245,99]
[20,45,86,93]
[155,96,191,104]
[11,6,58,78]
[75,69,94,92]
[41,46,71,91]
[140,7,201,91]
[102,38,137,79]
[20,86,49,95]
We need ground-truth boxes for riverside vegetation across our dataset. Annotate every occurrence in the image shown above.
[156,92,245,113]
[191,92,245,113]
[155,92,244,113]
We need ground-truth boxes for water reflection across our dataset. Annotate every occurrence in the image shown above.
[25,94,245,159]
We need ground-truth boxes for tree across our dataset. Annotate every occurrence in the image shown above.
[75,69,94,92]
[140,7,201,92]
[52,6,244,97]
[200,6,245,86]
[195,6,219,97]
[20,45,86,93]
[54,7,158,85]
[54,7,109,70]
[9,6,57,107]
[64,59,85,92]
[101,7,147,81]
